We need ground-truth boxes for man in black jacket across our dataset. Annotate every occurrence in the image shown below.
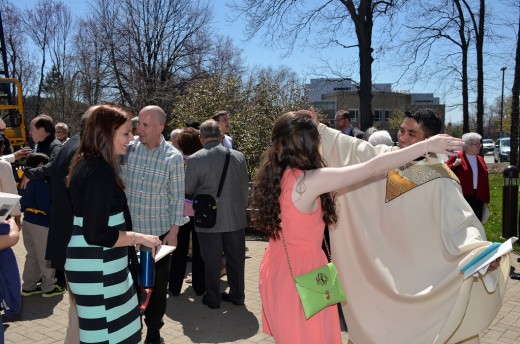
[19,114,64,298]
[20,114,62,184]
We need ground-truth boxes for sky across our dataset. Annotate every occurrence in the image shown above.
[16,0,520,124]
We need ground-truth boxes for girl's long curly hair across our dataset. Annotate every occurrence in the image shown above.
[251,111,337,239]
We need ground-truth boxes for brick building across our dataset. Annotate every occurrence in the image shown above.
[305,78,446,138]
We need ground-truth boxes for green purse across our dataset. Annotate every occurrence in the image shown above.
[281,233,347,319]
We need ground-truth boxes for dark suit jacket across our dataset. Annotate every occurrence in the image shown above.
[24,134,61,180]
[45,134,79,270]
[343,126,365,139]
[185,141,249,233]
[446,151,490,203]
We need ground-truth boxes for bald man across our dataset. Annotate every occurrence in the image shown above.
[121,105,187,344]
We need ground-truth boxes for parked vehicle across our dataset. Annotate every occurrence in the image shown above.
[482,139,494,154]
[494,137,510,162]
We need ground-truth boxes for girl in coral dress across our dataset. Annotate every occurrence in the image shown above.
[252,111,463,343]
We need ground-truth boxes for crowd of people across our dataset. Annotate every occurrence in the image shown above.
[0,105,513,344]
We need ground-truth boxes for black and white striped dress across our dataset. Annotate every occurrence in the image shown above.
[65,157,141,343]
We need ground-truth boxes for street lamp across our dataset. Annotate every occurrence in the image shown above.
[500,66,507,135]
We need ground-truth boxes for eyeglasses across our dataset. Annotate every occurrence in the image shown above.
[56,129,66,132]
[469,142,482,146]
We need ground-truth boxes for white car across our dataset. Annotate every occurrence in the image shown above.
[494,138,510,162]
[482,139,494,154]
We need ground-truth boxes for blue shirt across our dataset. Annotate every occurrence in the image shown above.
[20,179,51,227]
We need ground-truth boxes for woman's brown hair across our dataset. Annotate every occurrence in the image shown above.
[66,105,132,189]
[251,111,337,239]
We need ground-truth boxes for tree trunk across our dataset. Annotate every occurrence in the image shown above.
[358,39,373,130]
[475,0,485,136]
[461,44,469,133]
[36,47,45,116]
[351,0,374,130]
[454,0,470,133]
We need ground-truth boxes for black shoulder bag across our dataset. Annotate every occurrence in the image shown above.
[193,149,230,228]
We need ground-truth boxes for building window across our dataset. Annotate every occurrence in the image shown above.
[348,109,359,122]
[313,101,336,121]
[374,109,383,122]
[384,110,392,121]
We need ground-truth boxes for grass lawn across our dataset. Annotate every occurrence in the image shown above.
[486,171,520,252]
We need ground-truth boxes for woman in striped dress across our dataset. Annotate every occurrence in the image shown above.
[65,105,162,343]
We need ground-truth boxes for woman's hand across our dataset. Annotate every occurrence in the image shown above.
[452,158,462,167]
[426,134,465,155]
[135,233,162,257]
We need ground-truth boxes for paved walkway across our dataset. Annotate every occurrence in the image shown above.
[3,235,520,343]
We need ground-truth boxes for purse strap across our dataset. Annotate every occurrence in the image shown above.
[280,231,331,279]
[216,149,231,198]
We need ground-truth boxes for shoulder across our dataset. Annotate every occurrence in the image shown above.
[82,157,114,178]
[354,129,365,139]
[281,168,302,188]
[50,139,62,151]
[0,160,11,175]
[230,148,245,161]
[62,134,80,148]
[126,136,140,153]
[162,140,180,155]
[160,141,183,164]
[0,159,11,169]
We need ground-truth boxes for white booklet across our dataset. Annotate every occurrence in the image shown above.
[155,245,176,262]
[0,192,21,222]
[460,237,518,279]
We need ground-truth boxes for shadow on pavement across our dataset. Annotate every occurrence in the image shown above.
[9,294,64,322]
[165,282,260,343]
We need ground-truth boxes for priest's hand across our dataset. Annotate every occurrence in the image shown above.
[488,257,501,272]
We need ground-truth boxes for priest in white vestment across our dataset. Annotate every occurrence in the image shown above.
[318,109,509,344]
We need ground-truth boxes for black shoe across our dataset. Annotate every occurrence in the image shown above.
[144,337,164,344]
[511,273,520,280]
[144,330,164,344]
[21,285,43,296]
[42,284,67,298]
[221,292,244,306]
[194,289,205,296]
[202,295,220,309]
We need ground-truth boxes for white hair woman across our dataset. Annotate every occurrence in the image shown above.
[368,130,394,147]
[446,132,490,221]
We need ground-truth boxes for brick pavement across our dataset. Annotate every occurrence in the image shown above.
[3,235,520,343]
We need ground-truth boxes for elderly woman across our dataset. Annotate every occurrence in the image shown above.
[368,130,394,147]
[446,132,490,221]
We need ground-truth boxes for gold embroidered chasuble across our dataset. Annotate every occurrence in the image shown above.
[317,123,509,344]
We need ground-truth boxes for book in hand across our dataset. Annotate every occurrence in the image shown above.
[0,192,21,222]
[460,237,518,279]
[154,245,176,262]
